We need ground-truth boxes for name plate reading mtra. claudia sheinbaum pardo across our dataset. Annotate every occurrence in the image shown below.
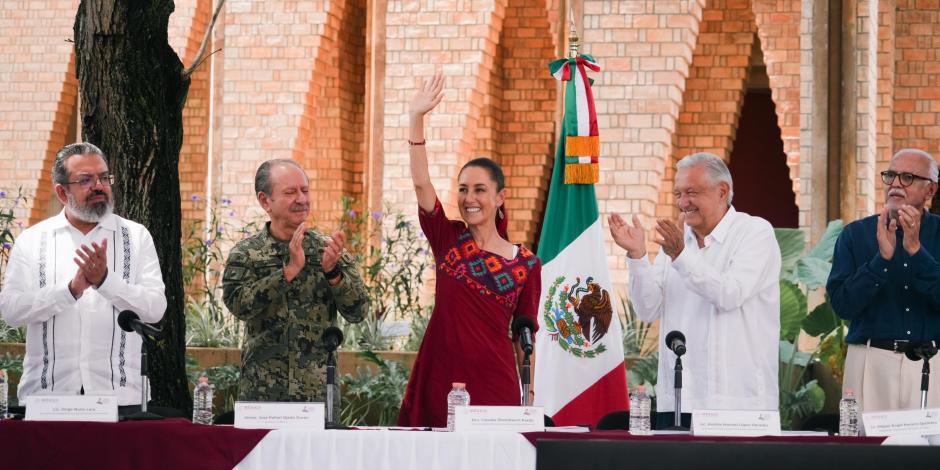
[692,409,782,437]
[234,402,325,430]
[863,408,940,437]
[25,395,119,423]
[454,406,545,432]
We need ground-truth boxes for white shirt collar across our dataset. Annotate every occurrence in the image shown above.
[49,209,119,233]
[684,205,737,247]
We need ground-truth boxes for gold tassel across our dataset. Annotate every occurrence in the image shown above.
[565,136,600,156]
[564,163,599,184]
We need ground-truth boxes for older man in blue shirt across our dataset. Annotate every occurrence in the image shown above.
[827,149,940,412]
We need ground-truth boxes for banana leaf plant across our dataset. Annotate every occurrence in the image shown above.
[775,220,845,429]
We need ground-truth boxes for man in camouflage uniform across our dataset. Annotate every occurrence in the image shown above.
[223,159,369,403]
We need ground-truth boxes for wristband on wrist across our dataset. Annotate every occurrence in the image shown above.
[323,264,343,280]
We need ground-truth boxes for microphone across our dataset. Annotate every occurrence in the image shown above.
[512,317,535,355]
[117,310,163,339]
[904,341,938,362]
[321,326,344,353]
[665,330,686,357]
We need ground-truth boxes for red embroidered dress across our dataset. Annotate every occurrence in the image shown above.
[397,199,542,427]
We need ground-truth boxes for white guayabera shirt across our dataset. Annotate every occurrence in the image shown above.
[0,211,166,406]
[627,206,781,413]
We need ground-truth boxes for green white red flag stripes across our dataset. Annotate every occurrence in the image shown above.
[534,55,629,426]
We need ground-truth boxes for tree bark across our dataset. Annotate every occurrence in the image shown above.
[74,0,190,412]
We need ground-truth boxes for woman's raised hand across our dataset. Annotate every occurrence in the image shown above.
[410,71,444,118]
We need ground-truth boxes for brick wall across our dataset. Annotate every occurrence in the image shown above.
[170,0,213,225]
[893,1,940,159]
[664,0,757,222]
[583,0,705,283]
[0,0,79,225]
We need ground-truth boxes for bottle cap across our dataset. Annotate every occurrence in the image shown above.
[635,384,645,393]
[199,375,209,384]
[452,382,466,389]
[0,369,6,379]
[843,388,854,398]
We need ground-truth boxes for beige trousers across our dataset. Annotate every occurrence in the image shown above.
[843,342,940,413]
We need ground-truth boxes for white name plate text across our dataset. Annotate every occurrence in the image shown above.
[454,406,545,432]
[25,395,119,422]
[234,401,325,429]
[692,409,781,437]
[863,408,940,437]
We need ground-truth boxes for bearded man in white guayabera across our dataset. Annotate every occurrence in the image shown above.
[608,152,781,429]
[0,142,166,406]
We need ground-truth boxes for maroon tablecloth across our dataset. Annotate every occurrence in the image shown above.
[521,430,887,446]
[0,418,269,469]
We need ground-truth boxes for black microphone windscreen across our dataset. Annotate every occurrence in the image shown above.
[117,310,140,333]
[322,326,344,351]
[512,317,536,336]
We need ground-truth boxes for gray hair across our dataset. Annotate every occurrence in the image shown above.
[676,152,734,204]
[255,159,306,196]
[893,148,938,182]
[53,142,108,184]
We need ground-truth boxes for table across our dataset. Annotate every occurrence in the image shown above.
[529,431,940,470]
[0,418,267,469]
[235,428,535,470]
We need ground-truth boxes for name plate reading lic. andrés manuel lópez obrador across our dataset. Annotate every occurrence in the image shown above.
[454,406,545,432]
[234,402,325,430]
[25,395,119,423]
[692,409,782,437]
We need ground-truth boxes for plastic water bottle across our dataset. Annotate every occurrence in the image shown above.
[192,375,214,425]
[446,382,471,431]
[0,369,8,419]
[629,385,651,435]
[839,389,860,437]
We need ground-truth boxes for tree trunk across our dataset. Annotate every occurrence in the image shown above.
[74,0,191,412]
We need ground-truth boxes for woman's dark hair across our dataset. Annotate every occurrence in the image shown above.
[460,157,505,191]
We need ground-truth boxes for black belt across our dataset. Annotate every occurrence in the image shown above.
[866,339,937,354]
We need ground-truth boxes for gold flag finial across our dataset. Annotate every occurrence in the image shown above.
[568,14,580,58]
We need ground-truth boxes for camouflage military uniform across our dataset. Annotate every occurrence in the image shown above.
[222,223,369,402]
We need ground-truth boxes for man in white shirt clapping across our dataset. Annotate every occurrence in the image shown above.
[0,142,167,407]
[608,152,781,429]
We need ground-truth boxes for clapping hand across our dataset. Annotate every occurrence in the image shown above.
[654,213,685,259]
[608,213,647,259]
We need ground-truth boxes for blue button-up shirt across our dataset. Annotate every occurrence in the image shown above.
[827,211,940,343]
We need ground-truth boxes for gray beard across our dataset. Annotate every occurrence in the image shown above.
[66,192,113,223]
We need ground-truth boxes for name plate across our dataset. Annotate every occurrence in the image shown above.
[862,408,940,437]
[234,402,325,429]
[25,395,118,422]
[454,406,545,432]
[692,409,781,436]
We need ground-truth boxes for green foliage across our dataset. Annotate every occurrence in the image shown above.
[621,295,658,408]
[0,352,23,375]
[0,189,28,343]
[181,196,260,348]
[340,351,411,426]
[774,220,845,429]
[337,198,432,352]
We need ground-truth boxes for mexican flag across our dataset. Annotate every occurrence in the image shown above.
[534,55,629,426]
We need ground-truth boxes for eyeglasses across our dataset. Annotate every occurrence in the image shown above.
[880,170,933,187]
[63,174,115,188]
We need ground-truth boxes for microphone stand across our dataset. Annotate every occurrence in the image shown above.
[920,356,930,410]
[324,347,349,429]
[521,351,532,406]
[667,356,688,431]
[124,337,163,421]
